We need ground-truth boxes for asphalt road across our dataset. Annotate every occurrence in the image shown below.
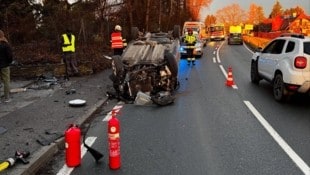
[36,41,310,175]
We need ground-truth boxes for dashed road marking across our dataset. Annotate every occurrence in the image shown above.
[219,65,238,89]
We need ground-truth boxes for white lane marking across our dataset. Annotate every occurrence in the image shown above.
[103,105,123,121]
[57,137,97,175]
[213,57,216,63]
[243,42,254,54]
[232,84,238,89]
[219,65,238,89]
[244,101,310,175]
[216,42,224,63]
[220,65,227,77]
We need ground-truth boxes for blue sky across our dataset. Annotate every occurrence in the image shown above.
[200,0,310,19]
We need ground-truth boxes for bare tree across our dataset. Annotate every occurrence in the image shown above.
[187,0,212,21]
[215,3,246,26]
[204,14,216,26]
[247,3,265,24]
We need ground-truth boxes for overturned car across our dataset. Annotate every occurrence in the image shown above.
[107,27,181,106]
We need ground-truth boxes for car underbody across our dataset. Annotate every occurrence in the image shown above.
[107,29,181,106]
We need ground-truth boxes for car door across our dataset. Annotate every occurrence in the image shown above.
[258,39,285,80]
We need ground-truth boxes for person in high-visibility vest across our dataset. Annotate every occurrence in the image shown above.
[111,25,126,56]
[184,28,197,65]
[61,29,79,80]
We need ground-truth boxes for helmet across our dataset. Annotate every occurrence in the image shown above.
[115,25,122,31]
[187,28,193,34]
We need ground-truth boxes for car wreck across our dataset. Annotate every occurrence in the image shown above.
[107,27,181,106]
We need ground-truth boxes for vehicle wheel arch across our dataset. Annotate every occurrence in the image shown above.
[272,70,283,83]
[250,59,261,84]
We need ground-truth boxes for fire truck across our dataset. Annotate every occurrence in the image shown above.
[208,24,225,41]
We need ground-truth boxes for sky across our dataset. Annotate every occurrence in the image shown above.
[200,0,310,19]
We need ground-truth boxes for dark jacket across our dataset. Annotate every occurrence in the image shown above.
[0,41,13,68]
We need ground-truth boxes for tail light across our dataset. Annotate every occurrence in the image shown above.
[294,56,307,69]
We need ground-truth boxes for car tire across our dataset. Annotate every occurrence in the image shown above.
[165,52,178,77]
[131,27,139,41]
[250,60,261,84]
[273,73,288,102]
[173,25,181,39]
[165,52,179,90]
[111,55,124,80]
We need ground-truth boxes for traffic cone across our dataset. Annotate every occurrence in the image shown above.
[226,66,235,87]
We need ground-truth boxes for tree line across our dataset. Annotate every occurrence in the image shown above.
[0,0,195,70]
[203,1,306,31]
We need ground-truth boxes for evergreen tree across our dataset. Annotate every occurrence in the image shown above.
[269,0,283,18]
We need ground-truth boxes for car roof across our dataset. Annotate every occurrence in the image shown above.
[278,33,310,41]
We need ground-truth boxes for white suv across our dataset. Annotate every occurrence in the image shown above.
[250,33,310,102]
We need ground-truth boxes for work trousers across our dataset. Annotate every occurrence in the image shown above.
[0,66,10,99]
[62,52,79,79]
[186,48,195,63]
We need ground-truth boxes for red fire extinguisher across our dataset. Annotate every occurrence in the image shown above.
[65,124,81,167]
[108,109,121,169]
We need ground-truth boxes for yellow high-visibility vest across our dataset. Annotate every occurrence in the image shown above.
[62,34,75,52]
[185,35,196,44]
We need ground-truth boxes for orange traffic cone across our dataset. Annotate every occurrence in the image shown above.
[226,66,235,87]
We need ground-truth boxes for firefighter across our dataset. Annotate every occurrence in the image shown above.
[184,28,197,65]
[111,25,126,56]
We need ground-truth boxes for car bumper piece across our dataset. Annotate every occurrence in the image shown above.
[297,81,310,93]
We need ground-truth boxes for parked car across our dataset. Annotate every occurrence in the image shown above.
[250,33,310,102]
[179,37,204,58]
[107,26,181,106]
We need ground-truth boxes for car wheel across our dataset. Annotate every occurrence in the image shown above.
[111,55,124,79]
[273,74,287,102]
[250,60,261,84]
[173,25,181,39]
[131,27,139,41]
[165,52,178,77]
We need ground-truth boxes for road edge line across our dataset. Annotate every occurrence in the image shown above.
[244,100,310,175]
